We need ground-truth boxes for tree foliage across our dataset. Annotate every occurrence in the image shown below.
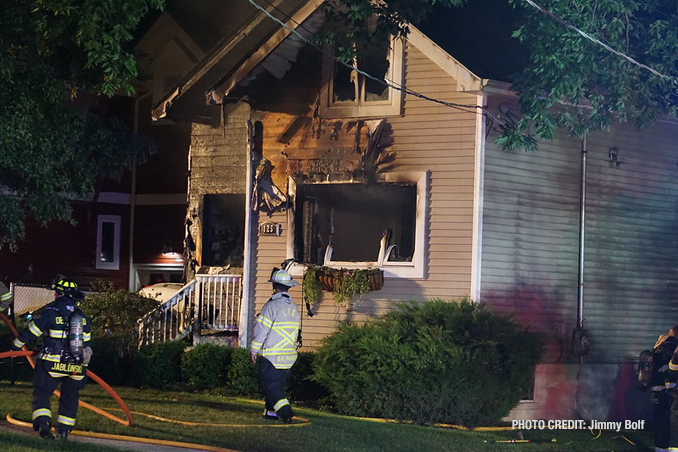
[0,0,164,250]
[323,0,678,151]
[319,0,466,61]
[502,0,678,149]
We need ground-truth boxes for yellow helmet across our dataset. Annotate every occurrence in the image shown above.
[52,278,78,296]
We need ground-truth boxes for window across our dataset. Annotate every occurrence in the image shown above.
[320,37,404,118]
[96,215,121,270]
[202,194,245,267]
[287,172,428,278]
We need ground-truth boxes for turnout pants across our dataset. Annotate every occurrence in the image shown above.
[32,360,87,433]
[258,357,293,420]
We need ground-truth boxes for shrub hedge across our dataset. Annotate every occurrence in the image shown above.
[79,280,160,385]
[311,298,544,427]
[133,340,188,388]
[223,347,259,396]
[181,343,232,390]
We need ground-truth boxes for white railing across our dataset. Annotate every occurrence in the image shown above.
[137,274,242,347]
[138,280,197,346]
[197,275,242,331]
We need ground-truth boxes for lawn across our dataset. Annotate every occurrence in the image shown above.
[0,381,653,451]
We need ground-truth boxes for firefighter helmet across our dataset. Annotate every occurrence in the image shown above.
[52,277,84,299]
[269,269,298,287]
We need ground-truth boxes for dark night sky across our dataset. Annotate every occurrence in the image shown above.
[134,0,530,83]
[418,0,529,82]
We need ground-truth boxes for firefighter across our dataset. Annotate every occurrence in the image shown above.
[651,326,678,452]
[0,281,13,314]
[250,269,301,423]
[10,277,92,440]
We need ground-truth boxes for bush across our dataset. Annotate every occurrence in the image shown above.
[79,280,160,384]
[133,340,188,388]
[312,298,544,427]
[87,336,124,385]
[286,351,329,404]
[223,347,259,396]
[181,344,232,390]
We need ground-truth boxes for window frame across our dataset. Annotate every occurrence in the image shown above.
[96,215,121,270]
[319,37,404,119]
[286,171,428,279]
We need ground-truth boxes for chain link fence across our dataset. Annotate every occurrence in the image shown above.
[10,283,54,316]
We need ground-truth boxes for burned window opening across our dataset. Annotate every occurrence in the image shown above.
[202,194,245,268]
[294,183,416,265]
[332,43,390,104]
[321,36,403,119]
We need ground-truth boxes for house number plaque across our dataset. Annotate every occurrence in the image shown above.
[259,222,282,236]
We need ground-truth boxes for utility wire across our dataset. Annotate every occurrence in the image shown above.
[245,0,486,117]
[522,0,673,81]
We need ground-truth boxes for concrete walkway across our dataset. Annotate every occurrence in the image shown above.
[0,420,236,452]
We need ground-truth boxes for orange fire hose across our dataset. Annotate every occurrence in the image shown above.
[0,312,133,426]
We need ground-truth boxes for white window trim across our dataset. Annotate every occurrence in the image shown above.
[319,37,404,119]
[286,171,428,279]
[96,215,121,271]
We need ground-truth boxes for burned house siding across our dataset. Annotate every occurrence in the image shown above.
[247,42,480,348]
[482,96,678,365]
[186,103,250,275]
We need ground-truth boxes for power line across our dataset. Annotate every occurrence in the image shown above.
[245,0,486,117]
[522,0,673,81]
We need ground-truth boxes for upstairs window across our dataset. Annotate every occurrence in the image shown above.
[320,37,404,118]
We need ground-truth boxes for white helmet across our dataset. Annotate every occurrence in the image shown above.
[269,269,298,287]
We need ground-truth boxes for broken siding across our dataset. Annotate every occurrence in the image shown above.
[250,42,479,349]
[482,96,678,363]
[187,103,249,273]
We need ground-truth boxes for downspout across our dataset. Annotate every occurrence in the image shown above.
[128,91,152,292]
[239,118,255,348]
[470,93,486,301]
[573,134,591,357]
[577,134,587,330]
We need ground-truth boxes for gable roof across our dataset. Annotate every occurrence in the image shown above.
[151,0,323,121]
[148,0,512,122]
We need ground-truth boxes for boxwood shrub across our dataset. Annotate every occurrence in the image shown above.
[312,298,544,427]
[287,351,329,405]
[223,347,260,396]
[133,340,188,388]
[181,343,232,390]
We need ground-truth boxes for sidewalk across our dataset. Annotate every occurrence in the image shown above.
[0,420,235,452]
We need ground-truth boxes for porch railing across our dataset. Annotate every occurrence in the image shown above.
[137,274,242,347]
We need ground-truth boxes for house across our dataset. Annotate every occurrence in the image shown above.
[136,0,678,422]
[0,20,194,296]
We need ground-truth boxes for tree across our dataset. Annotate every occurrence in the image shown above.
[324,0,678,151]
[0,0,164,250]
[318,0,466,60]
[498,0,678,150]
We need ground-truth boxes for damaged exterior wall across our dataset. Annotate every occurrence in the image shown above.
[248,41,479,348]
[185,103,250,279]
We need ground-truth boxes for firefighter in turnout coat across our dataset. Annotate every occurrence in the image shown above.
[11,278,92,440]
[0,281,13,314]
[652,326,678,452]
[250,269,300,423]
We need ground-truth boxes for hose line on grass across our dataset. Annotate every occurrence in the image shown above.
[6,413,239,452]
[0,312,133,426]
[2,312,310,432]
[108,408,310,428]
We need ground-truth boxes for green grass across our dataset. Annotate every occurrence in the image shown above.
[0,381,653,451]
[0,429,125,452]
